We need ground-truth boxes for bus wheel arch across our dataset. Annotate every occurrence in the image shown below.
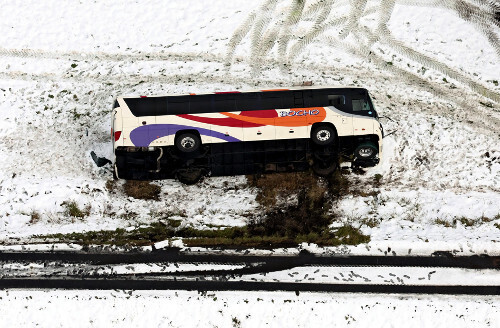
[311,123,337,146]
[175,130,202,153]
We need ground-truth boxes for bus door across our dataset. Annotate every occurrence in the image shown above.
[350,92,374,136]
[214,95,243,143]
[281,91,308,139]
[327,94,353,136]
[244,93,278,141]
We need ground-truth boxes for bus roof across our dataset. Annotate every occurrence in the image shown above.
[118,86,369,99]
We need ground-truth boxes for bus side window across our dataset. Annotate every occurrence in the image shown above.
[281,91,295,109]
[214,95,236,112]
[124,97,167,116]
[150,97,167,116]
[328,95,345,108]
[309,92,328,107]
[261,93,283,110]
[190,95,213,114]
[168,96,190,115]
[236,93,261,111]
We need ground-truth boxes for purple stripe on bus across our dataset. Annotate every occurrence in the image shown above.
[129,124,241,147]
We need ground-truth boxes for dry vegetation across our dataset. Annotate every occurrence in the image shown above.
[42,170,372,248]
[243,170,368,246]
[123,180,161,200]
[28,210,41,225]
[62,201,90,218]
[435,216,495,228]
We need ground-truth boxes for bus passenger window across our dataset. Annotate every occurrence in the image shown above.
[261,94,283,110]
[328,95,345,107]
[352,99,370,112]
[168,96,190,115]
[236,93,261,111]
[190,95,213,114]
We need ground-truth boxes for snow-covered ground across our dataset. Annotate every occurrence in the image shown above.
[0,290,496,328]
[0,0,499,325]
[0,0,499,254]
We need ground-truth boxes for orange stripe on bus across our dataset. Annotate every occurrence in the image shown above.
[221,107,326,127]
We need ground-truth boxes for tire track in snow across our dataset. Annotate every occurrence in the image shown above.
[0,47,221,64]
[0,46,498,135]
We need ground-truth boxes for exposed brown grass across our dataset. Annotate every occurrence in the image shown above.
[361,217,381,228]
[39,170,372,248]
[123,180,161,200]
[434,218,453,227]
[62,201,90,218]
[29,210,41,225]
[246,170,368,245]
[436,216,495,228]
[105,179,117,193]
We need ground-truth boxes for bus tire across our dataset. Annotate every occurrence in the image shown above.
[312,125,336,146]
[175,132,201,153]
[176,168,204,185]
[312,159,338,177]
[354,143,378,160]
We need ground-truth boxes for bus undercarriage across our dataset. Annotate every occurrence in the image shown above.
[114,136,379,184]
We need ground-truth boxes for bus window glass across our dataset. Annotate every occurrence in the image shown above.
[328,95,344,107]
[190,95,213,114]
[352,99,370,112]
[281,91,295,109]
[168,96,190,115]
[124,97,166,116]
[309,93,328,107]
[214,95,236,112]
[236,93,261,111]
[261,93,283,110]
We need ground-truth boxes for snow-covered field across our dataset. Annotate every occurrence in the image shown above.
[0,290,497,328]
[0,0,498,254]
[0,1,500,253]
[0,0,499,326]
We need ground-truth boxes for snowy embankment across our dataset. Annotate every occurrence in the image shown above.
[0,0,499,256]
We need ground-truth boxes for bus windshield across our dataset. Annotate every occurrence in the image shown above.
[352,94,377,118]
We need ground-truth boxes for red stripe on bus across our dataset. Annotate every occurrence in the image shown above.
[177,114,263,127]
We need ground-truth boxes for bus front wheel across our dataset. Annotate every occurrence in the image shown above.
[175,132,201,153]
[354,143,378,160]
[312,125,335,146]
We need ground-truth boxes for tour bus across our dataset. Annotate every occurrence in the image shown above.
[111,87,383,180]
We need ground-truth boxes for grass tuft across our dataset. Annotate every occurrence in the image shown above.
[29,210,41,225]
[361,217,381,228]
[62,201,89,218]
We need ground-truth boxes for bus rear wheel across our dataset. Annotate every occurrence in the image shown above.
[312,125,336,146]
[175,132,201,153]
[312,159,338,177]
[175,168,204,185]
